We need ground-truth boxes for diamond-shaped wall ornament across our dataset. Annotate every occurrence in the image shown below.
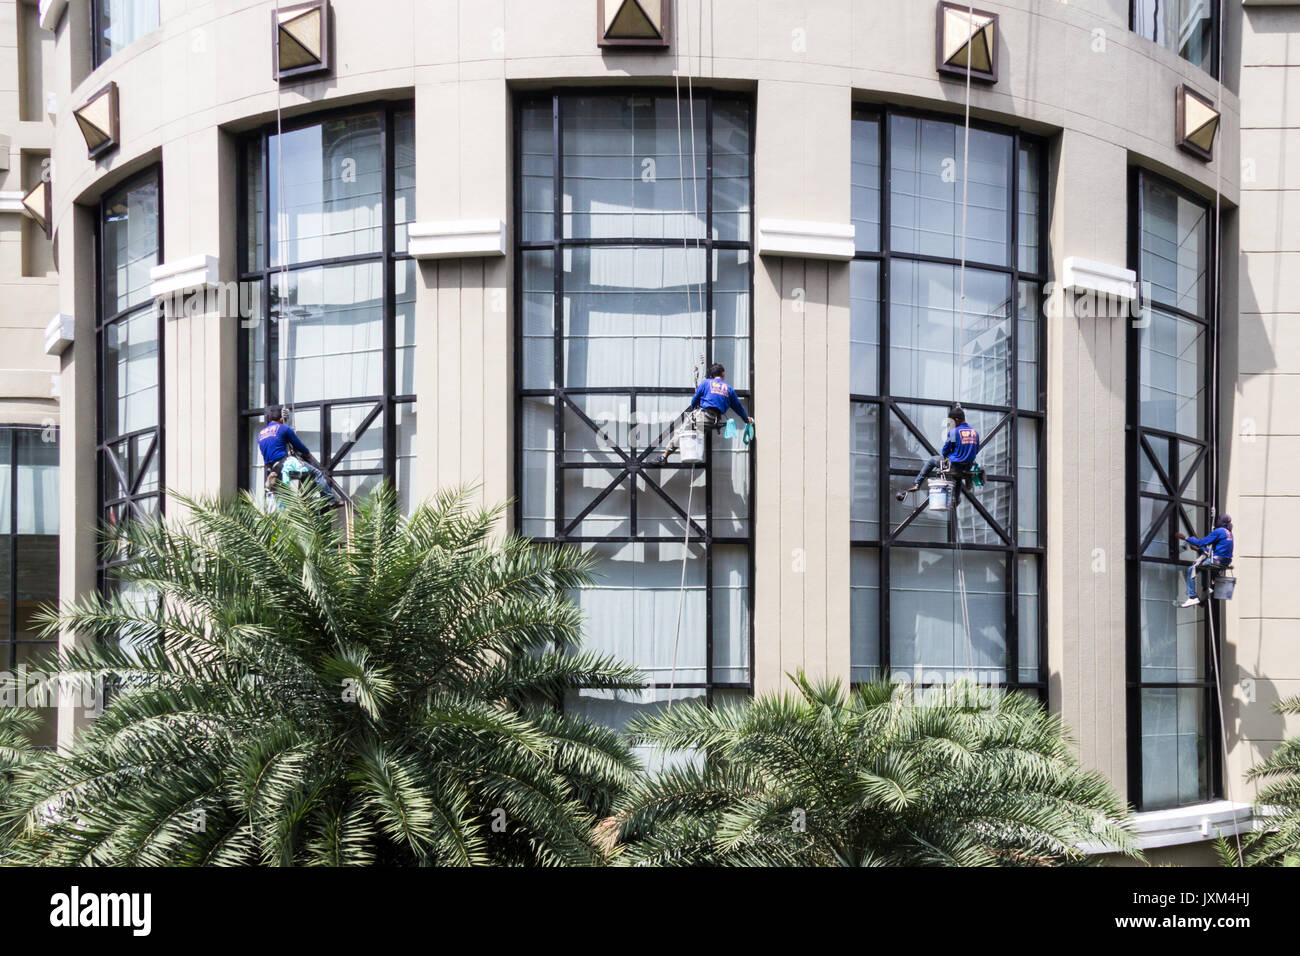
[74,82,119,160]
[1176,85,1220,162]
[936,2,998,83]
[273,0,330,80]
[22,179,50,237]
[598,0,669,48]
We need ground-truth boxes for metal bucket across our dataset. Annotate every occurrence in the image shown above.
[928,479,953,512]
[1211,575,1236,601]
[678,428,705,464]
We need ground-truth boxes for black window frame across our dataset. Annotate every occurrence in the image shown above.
[1129,0,1220,80]
[512,88,757,703]
[849,104,1049,699]
[96,164,164,592]
[236,100,417,502]
[1125,166,1222,811]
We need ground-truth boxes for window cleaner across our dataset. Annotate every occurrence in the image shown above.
[896,404,982,505]
[1178,514,1235,607]
[653,363,754,464]
[257,404,344,508]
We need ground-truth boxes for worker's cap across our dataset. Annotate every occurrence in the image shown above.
[947,403,965,421]
[1216,513,1232,528]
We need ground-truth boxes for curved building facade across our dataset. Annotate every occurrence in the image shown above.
[4,0,1297,861]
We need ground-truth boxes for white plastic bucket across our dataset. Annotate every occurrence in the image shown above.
[678,428,705,464]
[1211,575,1236,601]
[928,479,953,512]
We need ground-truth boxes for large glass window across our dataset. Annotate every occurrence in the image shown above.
[849,109,1046,694]
[1131,0,1217,76]
[98,168,162,595]
[240,106,417,508]
[1128,170,1218,810]
[93,0,160,68]
[516,92,754,727]
[0,426,59,747]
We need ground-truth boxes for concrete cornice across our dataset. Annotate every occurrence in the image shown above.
[1062,256,1139,302]
[44,313,75,357]
[408,220,507,260]
[38,0,68,32]
[756,219,856,261]
[149,254,221,299]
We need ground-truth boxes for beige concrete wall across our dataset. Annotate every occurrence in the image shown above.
[0,0,57,428]
[1228,4,1300,801]
[1046,129,1132,789]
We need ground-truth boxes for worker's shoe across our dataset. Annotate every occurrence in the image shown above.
[1179,596,1202,608]
[896,486,919,502]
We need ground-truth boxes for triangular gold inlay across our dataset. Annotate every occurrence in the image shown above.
[606,0,660,39]
[21,181,47,231]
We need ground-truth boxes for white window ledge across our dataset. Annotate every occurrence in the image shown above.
[38,0,68,32]
[149,255,220,300]
[756,219,856,261]
[45,313,74,357]
[1080,800,1258,855]
[0,190,27,215]
[1062,256,1138,302]
[408,219,506,259]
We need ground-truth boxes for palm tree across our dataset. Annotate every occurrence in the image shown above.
[2,485,644,866]
[1214,695,1300,867]
[0,708,39,860]
[607,674,1138,866]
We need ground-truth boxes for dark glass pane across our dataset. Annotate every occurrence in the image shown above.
[850,402,879,542]
[101,172,160,315]
[712,544,750,683]
[850,260,880,396]
[851,114,881,253]
[520,101,555,243]
[394,110,416,252]
[101,309,160,441]
[1017,141,1041,273]
[711,249,751,392]
[269,113,385,266]
[1140,687,1208,809]
[1140,177,1209,316]
[889,115,1012,267]
[850,548,880,682]
[1138,307,1206,438]
[889,547,1007,685]
[561,95,707,241]
[562,246,706,391]
[270,261,385,405]
[712,99,752,243]
[889,261,1013,407]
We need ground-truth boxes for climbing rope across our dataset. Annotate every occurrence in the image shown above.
[665,0,706,709]
[1204,6,1242,866]
[952,2,977,679]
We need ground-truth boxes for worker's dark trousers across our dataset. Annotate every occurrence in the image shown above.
[665,408,722,455]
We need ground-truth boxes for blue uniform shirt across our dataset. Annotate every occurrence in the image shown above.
[257,421,311,465]
[941,422,980,466]
[691,377,749,420]
[1188,527,1234,564]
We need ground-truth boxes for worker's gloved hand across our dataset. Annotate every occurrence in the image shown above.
[1176,532,1187,540]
